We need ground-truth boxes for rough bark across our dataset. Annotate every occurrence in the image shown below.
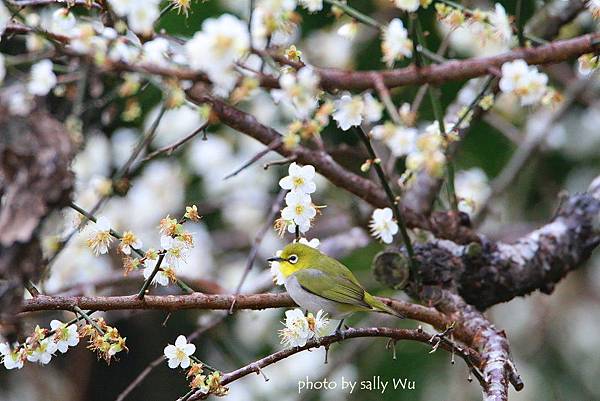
[0,104,74,338]
[373,176,600,310]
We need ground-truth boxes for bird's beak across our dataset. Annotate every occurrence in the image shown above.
[267,256,286,263]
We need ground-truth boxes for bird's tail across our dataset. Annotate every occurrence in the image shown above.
[364,293,405,319]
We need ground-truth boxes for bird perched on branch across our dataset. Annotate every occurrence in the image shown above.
[268,243,403,332]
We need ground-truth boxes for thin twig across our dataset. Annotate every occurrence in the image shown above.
[115,105,167,180]
[353,127,418,276]
[224,137,282,179]
[136,253,166,299]
[228,189,285,314]
[143,122,209,162]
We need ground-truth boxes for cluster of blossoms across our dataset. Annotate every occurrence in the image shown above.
[85,205,200,288]
[436,3,513,49]
[107,0,160,35]
[272,67,321,120]
[0,322,71,369]
[82,317,128,363]
[0,319,100,370]
[186,14,250,96]
[578,53,600,76]
[499,59,549,106]
[141,207,199,286]
[405,121,450,179]
[371,121,418,158]
[277,162,319,234]
[163,335,227,396]
[279,309,330,348]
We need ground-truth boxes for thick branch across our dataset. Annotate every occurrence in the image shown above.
[373,176,600,310]
[20,293,454,331]
[434,292,522,401]
[313,33,600,90]
[6,23,597,92]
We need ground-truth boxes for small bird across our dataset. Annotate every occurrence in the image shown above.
[268,243,403,332]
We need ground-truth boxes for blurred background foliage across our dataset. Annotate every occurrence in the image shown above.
[2,0,600,400]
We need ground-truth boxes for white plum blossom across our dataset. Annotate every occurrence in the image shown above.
[0,343,24,370]
[142,37,170,66]
[587,0,600,18]
[394,0,420,12]
[362,93,383,123]
[28,59,57,96]
[488,4,513,46]
[250,0,297,49]
[298,237,320,248]
[371,123,417,157]
[279,309,311,347]
[281,191,316,233]
[86,216,113,256]
[118,231,143,255]
[107,0,136,17]
[577,54,600,76]
[0,2,10,36]
[455,168,491,215]
[127,1,160,34]
[499,59,548,106]
[279,162,317,194]
[369,208,398,244]
[381,18,412,66]
[27,338,57,365]
[108,40,140,63]
[50,8,76,35]
[333,94,364,131]
[279,309,330,348]
[164,335,196,369]
[7,88,33,116]
[142,258,170,286]
[299,0,323,12]
[185,14,250,95]
[107,0,160,34]
[303,28,354,69]
[271,67,320,120]
[307,310,330,337]
[50,320,79,353]
[161,235,190,268]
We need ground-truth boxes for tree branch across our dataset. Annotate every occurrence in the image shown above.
[373,175,600,310]
[434,292,522,401]
[20,293,455,332]
[187,87,480,244]
[188,326,483,401]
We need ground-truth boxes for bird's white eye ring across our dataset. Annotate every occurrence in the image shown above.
[288,254,298,264]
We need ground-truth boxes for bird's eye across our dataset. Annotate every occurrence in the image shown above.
[288,254,298,264]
